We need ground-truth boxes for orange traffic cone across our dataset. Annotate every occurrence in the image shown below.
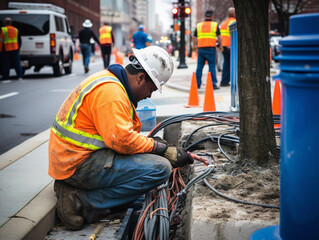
[115,52,120,64]
[272,80,281,128]
[185,72,200,108]
[115,52,124,65]
[74,52,79,60]
[272,81,281,115]
[203,72,216,112]
[119,53,124,65]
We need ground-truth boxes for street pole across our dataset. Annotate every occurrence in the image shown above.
[188,1,192,58]
[178,0,188,69]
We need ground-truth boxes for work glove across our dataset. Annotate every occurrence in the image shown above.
[164,146,194,168]
[152,141,194,168]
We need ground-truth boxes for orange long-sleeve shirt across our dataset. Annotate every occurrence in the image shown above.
[48,70,154,180]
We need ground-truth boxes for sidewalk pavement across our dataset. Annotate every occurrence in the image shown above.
[0,55,278,240]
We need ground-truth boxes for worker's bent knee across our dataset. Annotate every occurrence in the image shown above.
[151,155,172,180]
[135,153,172,182]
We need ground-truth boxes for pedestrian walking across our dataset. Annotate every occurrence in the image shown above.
[49,46,193,230]
[132,25,151,50]
[0,17,23,80]
[99,22,114,69]
[193,10,222,89]
[78,19,99,73]
[220,7,236,87]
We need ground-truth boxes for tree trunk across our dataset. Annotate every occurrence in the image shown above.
[232,0,278,165]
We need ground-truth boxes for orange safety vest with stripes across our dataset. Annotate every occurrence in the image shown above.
[196,21,218,48]
[48,70,154,179]
[99,25,113,44]
[0,26,19,52]
[220,17,236,47]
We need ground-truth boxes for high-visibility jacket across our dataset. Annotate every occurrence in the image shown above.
[49,70,154,180]
[99,25,113,44]
[196,21,218,48]
[220,17,236,47]
[0,26,19,52]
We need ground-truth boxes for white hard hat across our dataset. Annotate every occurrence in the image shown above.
[132,46,174,93]
[83,19,93,28]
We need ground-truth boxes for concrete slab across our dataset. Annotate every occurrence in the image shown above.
[0,142,52,227]
[0,181,56,240]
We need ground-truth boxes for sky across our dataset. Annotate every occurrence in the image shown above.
[155,0,173,32]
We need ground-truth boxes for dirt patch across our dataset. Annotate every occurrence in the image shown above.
[172,120,280,239]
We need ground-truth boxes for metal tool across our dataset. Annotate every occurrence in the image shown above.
[89,223,104,240]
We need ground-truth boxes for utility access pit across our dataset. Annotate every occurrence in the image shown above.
[171,118,280,240]
[47,113,280,240]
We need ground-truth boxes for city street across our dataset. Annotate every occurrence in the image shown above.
[0,57,106,154]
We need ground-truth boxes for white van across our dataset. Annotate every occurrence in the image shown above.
[0,2,75,76]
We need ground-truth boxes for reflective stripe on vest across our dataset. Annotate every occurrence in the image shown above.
[99,26,112,44]
[51,76,134,150]
[1,26,19,51]
[197,21,218,48]
[220,18,236,47]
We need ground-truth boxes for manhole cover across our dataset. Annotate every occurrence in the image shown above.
[0,114,15,118]
[20,133,37,137]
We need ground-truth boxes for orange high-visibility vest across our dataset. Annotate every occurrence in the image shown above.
[197,21,218,48]
[51,71,134,151]
[0,26,19,52]
[99,25,113,44]
[220,17,236,47]
[48,70,154,179]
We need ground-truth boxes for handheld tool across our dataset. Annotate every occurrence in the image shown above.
[89,223,104,240]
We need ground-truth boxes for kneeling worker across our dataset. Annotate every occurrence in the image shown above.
[48,46,194,230]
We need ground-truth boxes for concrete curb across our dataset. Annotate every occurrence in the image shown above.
[0,129,55,240]
[0,129,50,171]
[0,181,56,240]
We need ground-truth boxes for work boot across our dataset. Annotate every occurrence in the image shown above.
[54,180,84,230]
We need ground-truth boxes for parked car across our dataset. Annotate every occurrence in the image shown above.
[270,35,282,62]
[0,3,75,76]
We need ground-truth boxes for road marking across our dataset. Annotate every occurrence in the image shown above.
[0,92,18,100]
[1,80,11,83]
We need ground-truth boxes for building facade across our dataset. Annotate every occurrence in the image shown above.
[0,0,100,35]
[100,0,132,53]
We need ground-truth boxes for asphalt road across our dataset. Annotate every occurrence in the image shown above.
[0,57,106,155]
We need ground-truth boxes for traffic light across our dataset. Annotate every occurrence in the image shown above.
[179,6,191,18]
[185,7,191,16]
[172,7,178,19]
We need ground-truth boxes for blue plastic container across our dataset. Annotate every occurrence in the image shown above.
[251,13,319,240]
[136,98,156,131]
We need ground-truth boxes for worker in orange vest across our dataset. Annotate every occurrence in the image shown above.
[99,22,114,69]
[0,17,23,80]
[49,46,193,230]
[193,10,222,89]
[220,7,236,87]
